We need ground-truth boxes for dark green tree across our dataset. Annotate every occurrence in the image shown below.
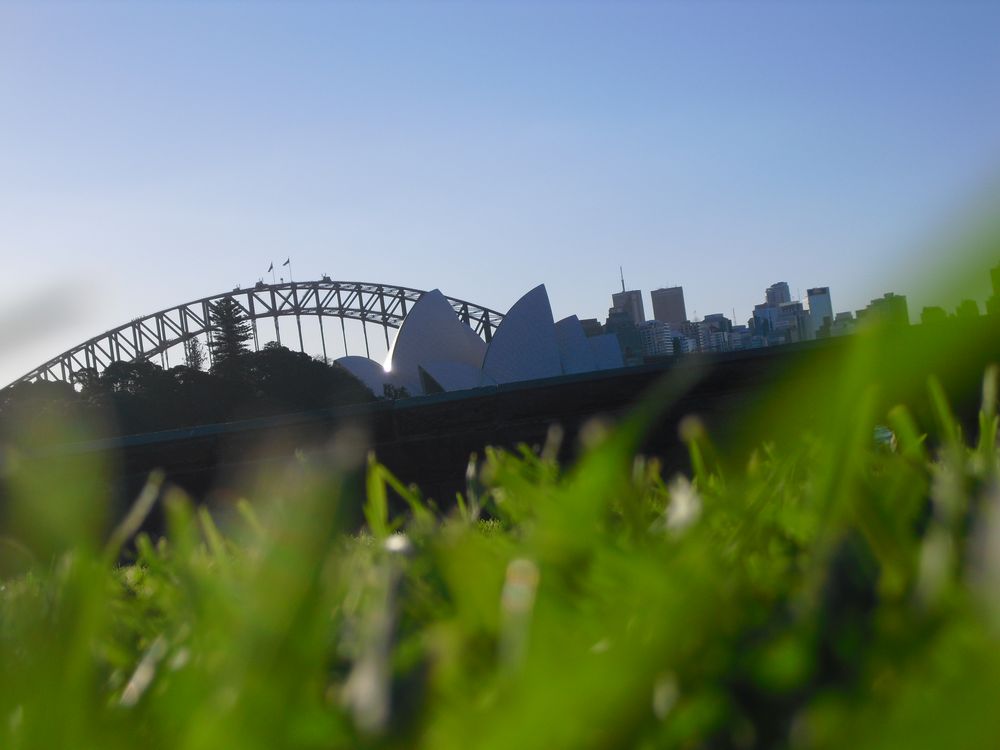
[208,297,252,373]
[184,337,206,370]
[244,342,374,412]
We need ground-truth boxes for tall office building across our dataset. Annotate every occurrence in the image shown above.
[612,289,646,325]
[650,286,687,328]
[807,287,833,331]
[605,307,644,365]
[765,282,792,306]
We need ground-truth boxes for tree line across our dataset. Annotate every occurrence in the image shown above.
[0,297,376,438]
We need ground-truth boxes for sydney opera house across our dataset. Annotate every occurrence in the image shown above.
[335,285,623,398]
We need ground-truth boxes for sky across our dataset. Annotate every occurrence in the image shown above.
[2,0,1000,385]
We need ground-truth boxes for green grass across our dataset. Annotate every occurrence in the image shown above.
[3,349,1000,749]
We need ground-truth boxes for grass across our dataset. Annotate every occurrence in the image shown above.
[3,306,1000,748]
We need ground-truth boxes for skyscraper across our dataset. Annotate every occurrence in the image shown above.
[765,282,791,306]
[637,320,673,356]
[807,287,833,331]
[650,286,687,328]
[612,289,646,325]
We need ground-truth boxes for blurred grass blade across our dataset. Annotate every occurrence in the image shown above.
[104,469,165,561]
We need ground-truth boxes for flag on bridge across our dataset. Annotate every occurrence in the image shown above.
[282,258,290,267]
[267,262,273,272]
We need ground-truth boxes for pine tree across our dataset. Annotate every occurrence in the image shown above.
[208,297,253,372]
[184,337,206,370]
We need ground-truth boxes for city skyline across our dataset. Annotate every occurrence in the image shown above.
[10,259,1000,389]
[2,1,1000,385]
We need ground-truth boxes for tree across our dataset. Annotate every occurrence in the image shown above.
[208,297,253,373]
[244,342,375,412]
[184,337,206,370]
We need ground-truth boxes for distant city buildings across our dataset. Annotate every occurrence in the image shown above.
[766,282,791,306]
[699,314,733,353]
[752,283,813,345]
[612,289,645,325]
[857,292,909,327]
[807,287,833,335]
[729,324,756,351]
[637,320,673,357]
[587,262,1000,366]
[830,311,857,337]
[650,286,687,328]
[605,307,645,365]
[578,318,604,337]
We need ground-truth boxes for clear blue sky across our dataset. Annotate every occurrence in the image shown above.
[2,1,999,384]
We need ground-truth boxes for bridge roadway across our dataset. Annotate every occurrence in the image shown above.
[25,317,1000,533]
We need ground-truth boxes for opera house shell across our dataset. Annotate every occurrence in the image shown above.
[335,285,623,398]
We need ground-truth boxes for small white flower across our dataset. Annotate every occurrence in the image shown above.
[665,475,701,533]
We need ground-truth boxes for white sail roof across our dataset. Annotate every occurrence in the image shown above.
[555,315,598,374]
[384,288,487,395]
[589,334,625,370]
[334,356,391,397]
[482,284,562,384]
[336,284,627,397]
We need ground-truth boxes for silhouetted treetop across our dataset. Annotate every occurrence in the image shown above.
[0,343,377,438]
[184,337,206,371]
[209,297,252,373]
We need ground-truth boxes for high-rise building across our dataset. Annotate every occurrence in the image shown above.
[729,325,756,351]
[753,299,812,344]
[765,282,791,306]
[807,287,833,331]
[637,320,673,357]
[857,293,909,327]
[605,307,644,365]
[612,289,645,325]
[702,314,734,352]
[650,286,687,327]
[578,318,604,337]
[702,313,733,332]
[831,311,856,337]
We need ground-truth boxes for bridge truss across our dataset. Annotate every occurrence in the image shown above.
[9,280,505,388]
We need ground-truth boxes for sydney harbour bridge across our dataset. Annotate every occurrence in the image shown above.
[9,279,505,388]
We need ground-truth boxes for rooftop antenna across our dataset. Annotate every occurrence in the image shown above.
[619,266,626,293]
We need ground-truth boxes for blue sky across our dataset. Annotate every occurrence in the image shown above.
[2,1,999,383]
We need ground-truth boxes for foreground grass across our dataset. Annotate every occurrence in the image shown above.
[3,354,1000,749]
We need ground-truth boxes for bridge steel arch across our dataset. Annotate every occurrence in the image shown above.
[9,280,505,388]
